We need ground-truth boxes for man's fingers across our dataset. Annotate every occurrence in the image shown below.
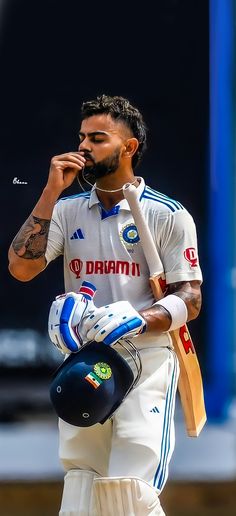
[52,152,86,163]
[59,161,84,171]
[86,311,133,341]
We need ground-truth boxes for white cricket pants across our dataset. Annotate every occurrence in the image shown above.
[58,346,179,494]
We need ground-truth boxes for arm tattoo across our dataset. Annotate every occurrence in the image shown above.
[12,215,51,259]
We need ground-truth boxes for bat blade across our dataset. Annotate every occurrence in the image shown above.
[123,183,206,437]
[150,275,206,437]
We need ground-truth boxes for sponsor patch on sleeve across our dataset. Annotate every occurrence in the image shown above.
[184,247,198,268]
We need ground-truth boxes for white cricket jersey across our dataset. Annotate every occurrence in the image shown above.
[45,177,202,349]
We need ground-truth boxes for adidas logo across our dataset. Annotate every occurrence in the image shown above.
[150,406,159,414]
[70,228,85,240]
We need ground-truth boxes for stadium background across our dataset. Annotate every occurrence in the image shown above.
[0,0,235,514]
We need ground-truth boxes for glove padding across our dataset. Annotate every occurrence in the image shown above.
[79,300,146,346]
[48,281,96,354]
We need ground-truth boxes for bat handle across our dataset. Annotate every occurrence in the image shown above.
[123,183,164,277]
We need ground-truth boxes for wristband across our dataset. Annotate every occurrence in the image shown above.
[153,294,188,331]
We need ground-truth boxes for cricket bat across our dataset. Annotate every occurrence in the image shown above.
[123,183,206,437]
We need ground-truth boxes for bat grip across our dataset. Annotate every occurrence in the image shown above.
[123,183,164,277]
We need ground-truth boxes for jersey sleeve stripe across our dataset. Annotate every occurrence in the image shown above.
[146,186,184,210]
[141,192,177,212]
[140,190,184,212]
[57,192,91,203]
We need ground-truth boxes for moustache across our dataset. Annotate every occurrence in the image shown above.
[84,154,94,163]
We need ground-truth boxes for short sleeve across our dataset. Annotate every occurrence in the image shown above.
[159,210,203,285]
[45,203,64,264]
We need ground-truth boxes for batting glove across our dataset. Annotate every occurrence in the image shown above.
[79,300,146,346]
[48,281,96,354]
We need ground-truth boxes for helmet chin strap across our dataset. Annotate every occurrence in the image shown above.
[77,169,138,193]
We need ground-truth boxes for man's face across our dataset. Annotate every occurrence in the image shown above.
[78,114,130,180]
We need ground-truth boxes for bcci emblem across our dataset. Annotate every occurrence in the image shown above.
[120,223,140,251]
[94,362,112,380]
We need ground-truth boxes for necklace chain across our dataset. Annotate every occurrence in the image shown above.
[94,178,137,193]
[77,170,138,193]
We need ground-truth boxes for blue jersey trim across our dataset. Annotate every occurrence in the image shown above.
[57,192,91,203]
[142,193,176,212]
[140,186,183,212]
[153,353,178,491]
[146,186,184,210]
[100,205,120,220]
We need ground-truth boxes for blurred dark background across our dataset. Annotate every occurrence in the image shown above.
[0,0,208,339]
[0,0,209,427]
[1,3,236,516]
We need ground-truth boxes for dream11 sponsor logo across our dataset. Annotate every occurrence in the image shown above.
[184,247,198,268]
[69,259,141,278]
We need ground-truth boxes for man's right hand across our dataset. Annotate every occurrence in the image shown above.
[46,151,86,196]
[48,281,97,354]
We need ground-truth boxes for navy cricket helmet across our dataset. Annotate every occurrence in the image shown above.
[50,340,141,427]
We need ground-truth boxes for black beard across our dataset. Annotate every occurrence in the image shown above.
[84,148,120,180]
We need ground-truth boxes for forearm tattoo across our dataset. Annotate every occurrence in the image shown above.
[12,215,50,259]
[168,281,202,319]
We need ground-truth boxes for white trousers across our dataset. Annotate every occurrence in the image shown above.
[58,346,179,494]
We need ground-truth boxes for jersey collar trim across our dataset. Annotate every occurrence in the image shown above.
[88,177,145,210]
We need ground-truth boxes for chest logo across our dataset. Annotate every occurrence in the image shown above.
[70,228,85,240]
[120,223,140,250]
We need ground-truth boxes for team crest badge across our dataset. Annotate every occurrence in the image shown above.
[94,362,112,380]
[120,223,140,251]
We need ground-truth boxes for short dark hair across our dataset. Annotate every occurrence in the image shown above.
[81,94,148,168]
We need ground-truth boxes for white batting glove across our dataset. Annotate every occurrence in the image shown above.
[48,281,96,354]
[78,300,146,346]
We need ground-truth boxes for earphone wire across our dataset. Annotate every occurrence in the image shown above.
[77,169,95,192]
